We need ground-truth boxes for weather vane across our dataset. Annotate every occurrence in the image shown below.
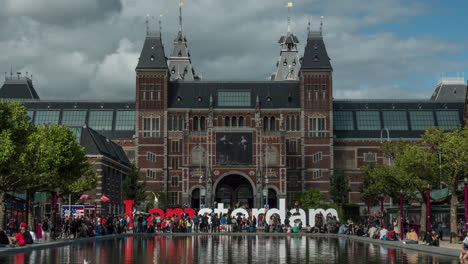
[179,1,184,32]
[287,2,293,33]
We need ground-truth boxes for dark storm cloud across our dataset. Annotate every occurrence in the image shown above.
[0,0,122,25]
[0,0,466,100]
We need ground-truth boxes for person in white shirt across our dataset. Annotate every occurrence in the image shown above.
[379,226,388,240]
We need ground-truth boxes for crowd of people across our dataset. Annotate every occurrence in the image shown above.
[0,207,463,260]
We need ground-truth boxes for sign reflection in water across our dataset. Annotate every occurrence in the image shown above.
[0,236,457,264]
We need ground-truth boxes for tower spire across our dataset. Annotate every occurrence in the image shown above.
[145,14,150,35]
[178,1,184,32]
[159,14,163,34]
[320,16,324,35]
[287,2,293,33]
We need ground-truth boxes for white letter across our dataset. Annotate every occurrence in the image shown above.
[214,203,228,216]
[289,209,306,226]
[265,198,286,224]
[198,208,212,216]
[252,208,266,220]
[231,208,249,219]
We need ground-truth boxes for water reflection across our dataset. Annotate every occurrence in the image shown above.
[0,235,458,264]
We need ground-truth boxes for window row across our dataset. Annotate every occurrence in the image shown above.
[168,115,185,131]
[333,110,460,131]
[140,83,162,91]
[30,110,135,131]
[143,117,160,138]
[224,116,245,127]
[312,152,322,163]
[193,116,206,131]
[141,91,162,101]
[285,115,300,131]
[312,169,322,180]
[263,117,276,131]
[308,117,326,137]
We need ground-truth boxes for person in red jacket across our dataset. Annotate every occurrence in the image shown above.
[13,232,26,246]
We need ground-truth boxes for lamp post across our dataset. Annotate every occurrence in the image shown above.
[464,178,468,231]
[367,197,371,228]
[426,184,431,231]
[380,197,384,226]
[399,191,404,241]
[200,188,206,208]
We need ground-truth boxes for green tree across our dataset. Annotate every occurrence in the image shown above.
[422,127,468,242]
[294,189,324,209]
[122,166,147,205]
[21,124,97,227]
[329,169,350,206]
[0,101,35,228]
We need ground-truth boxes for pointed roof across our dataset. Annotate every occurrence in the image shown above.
[80,126,131,166]
[301,31,332,71]
[0,75,40,100]
[136,32,168,70]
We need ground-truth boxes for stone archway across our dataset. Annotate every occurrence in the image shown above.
[213,173,256,209]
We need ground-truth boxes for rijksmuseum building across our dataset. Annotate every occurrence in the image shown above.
[1,14,467,211]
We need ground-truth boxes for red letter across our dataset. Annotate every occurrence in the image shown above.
[123,200,135,228]
[183,208,196,218]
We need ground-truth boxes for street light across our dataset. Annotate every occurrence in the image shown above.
[426,184,431,231]
[399,190,404,241]
[464,178,468,231]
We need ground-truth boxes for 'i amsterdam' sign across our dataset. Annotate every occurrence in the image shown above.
[123,199,338,228]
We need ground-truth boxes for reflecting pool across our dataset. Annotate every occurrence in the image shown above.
[0,235,458,264]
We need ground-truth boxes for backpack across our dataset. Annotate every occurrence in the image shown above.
[391,231,397,240]
[42,221,49,231]
[23,232,34,244]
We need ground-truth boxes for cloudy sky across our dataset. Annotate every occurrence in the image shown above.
[1,0,467,100]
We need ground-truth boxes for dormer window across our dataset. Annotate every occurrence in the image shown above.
[197,96,202,102]
[177,96,182,102]
[266,96,272,102]
[178,50,182,57]
[292,60,296,66]
[283,59,287,66]
[150,55,155,62]
[313,55,319,62]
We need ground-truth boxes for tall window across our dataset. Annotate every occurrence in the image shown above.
[168,115,184,131]
[147,169,156,179]
[312,169,322,180]
[200,117,206,131]
[286,115,300,131]
[309,117,326,137]
[147,152,156,163]
[231,116,237,127]
[171,176,179,187]
[238,116,244,127]
[225,117,230,127]
[169,192,178,205]
[143,117,160,138]
[193,116,199,131]
[171,140,179,152]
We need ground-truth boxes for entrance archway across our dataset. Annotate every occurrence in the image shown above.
[267,188,278,208]
[191,188,200,209]
[214,174,254,208]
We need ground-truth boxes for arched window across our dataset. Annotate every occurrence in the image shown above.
[193,116,199,131]
[178,116,183,131]
[295,116,300,131]
[168,116,173,131]
[200,116,206,131]
[231,116,237,127]
[263,117,268,131]
[270,117,276,131]
[286,116,290,131]
[238,116,244,127]
[225,116,230,127]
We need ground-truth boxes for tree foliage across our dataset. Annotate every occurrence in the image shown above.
[20,124,97,194]
[294,189,324,209]
[329,169,350,206]
[0,101,35,228]
[122,166,146,205]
